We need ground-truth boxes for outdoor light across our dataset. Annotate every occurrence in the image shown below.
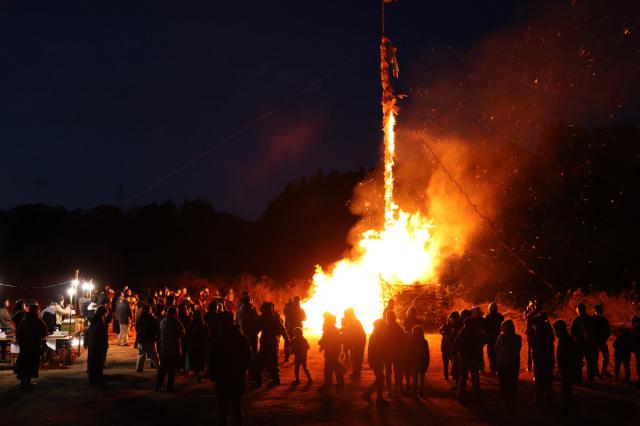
[67,287,76,297]
[82,281,90,291]
[71,278,79,287]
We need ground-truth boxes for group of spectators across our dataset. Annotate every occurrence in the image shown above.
[2,287,640,422]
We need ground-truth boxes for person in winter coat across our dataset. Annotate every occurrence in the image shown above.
[283,296,306,362]
[236,295,259,382]
[255,302,289,386]
[15,304,47,391]
[11,300,27,329]
[209,311,251,426]
[553,319,581,410]
[454,317,483,402]
[135,304,160,372]
[155,306,185,392]
[439,311,461,381]
[484,303,505,373]
[613,326,633,382]
[571,303,596,382]
[406,325,429,398]
[531,312,555,406]
[188,310,208,382]
[177,303,192,372]
[341,307,366,379]
[494,319,521,409]
[364,318,387,405]
[318,312,344,389]
[85,305,108,385]
[115,296,132,346]
[592,304,612,377]
[384,310,408,393]
[290,327,312,384]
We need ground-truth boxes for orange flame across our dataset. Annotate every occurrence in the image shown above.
[302,36,439,333]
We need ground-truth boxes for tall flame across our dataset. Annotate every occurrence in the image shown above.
[302,30,438,334]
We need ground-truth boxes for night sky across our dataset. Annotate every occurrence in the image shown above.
[0,0,553,218]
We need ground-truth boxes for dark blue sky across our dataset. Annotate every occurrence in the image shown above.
[0,0,549,218]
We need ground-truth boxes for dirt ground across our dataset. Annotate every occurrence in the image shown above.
[1,333,639,426]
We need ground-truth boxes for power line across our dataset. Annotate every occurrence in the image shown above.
[126,56,356,205]
[0,280,71,289]
[416,132,555,292]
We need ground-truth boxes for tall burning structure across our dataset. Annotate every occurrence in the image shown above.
[302,1,440,332]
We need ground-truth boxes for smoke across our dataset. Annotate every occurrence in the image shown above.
[348,0,639,295]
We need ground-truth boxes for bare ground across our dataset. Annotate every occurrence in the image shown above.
[1,333,639,426]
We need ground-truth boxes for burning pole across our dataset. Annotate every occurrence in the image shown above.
[379,0,400,307]
[380,0,400,226]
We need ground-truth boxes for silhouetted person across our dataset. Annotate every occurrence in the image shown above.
[85,305,108,385]
[613,326,632,382]
[11,300,27,329]
[592,304,611,377]
[15,304,47,391]
[403,305,421,334]
[631,316,640,388]
[525,300,543,372]
[0,298,13,362]
[256,302,289,386]
[439,311,461,381]
[406,325,429,398]
[135,304,160,372]
[531,312,554,406]
[553,319,580,410]
[115,295,132,346]
[236,295,259,383]
[153,304,165,367]
[384,310,407,393]
[484,302,504,373]
[210,311,251,426]
[178,303,192,372]
[364,319,387,405]
[189,310,208,382]
[291,327,312,384]
[341,307,366,379]
[454,317,482,403]
[319,312,344,389]
[495,319,521,409]
[284,296,307,362]
[383,299,395,322]
[156,306,185,392]
[0,297,13,332]
[571,303,596,382]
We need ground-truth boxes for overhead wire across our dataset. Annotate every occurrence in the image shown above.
[416,131,555,292]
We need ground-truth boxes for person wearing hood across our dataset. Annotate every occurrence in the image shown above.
[495,319,522,409]
[85,305,109,385]
[209,311,251,426]
[406,325,430,398]
[454,317,483,403]
[484,302,505,373]
[15,304,47,391]
[364,318,388,405]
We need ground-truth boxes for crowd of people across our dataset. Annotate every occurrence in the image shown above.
[1,288,640,423]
